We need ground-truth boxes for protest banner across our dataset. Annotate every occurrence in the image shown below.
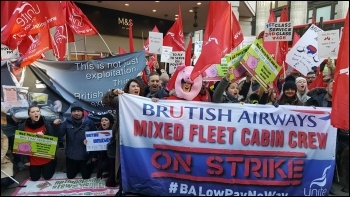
[160,46,173,63]
[240,39,281,90]
[85,130,112,151]
[13,130,57,159]
[286,24,325,76]
[119,94,336,196]
[264,22,293,41]
[317,29,339,59]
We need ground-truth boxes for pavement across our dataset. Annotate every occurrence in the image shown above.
[1,147,349,196]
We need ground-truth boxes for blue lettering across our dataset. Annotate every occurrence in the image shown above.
[260,112,271,125]
[157,105,170,118]
[238,111,251,123]
[206,108,216,120]
[286,115,297,126]
[307,116,317,127]
[184,106,197,119]
[270,113,286,125]
[218,109,231,122]
[143,104,155,116]
[93,138,110,143]
[296,115,307,127]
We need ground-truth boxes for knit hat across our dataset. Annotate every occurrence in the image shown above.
[283,75,297,91]
[70,101,83,112]
[295,77,307,84]
[101,113,114,127]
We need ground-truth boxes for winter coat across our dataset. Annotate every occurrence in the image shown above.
[213,78,244,103]
[305,87,328,107]
[58,116,96,161]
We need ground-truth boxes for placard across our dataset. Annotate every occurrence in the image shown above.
[85,130,112,151]
[264,22,293,41]
[317,29,339,58]
[149,32,163,54]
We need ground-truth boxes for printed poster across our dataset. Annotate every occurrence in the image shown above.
[240,39,281,90]
[13,130,58,159]
[264,22,293,41]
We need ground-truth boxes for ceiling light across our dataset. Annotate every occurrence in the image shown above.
[155,1,159,2]
[175,18,178,20]
[125,3,129,6]
[197,2,201,5]
[189,10,193,12]
[152,9,156,12]
[175,14,178,17]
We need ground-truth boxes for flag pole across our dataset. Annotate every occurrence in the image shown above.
[98,33,112,55]
[48,23,59,61]
[84,35,87,60]
[65,24,70,60]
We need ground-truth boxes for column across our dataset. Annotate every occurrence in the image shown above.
[240,17,252,36]
[290,1,308,26]
[255,1,271,36]
[335,1,349,19]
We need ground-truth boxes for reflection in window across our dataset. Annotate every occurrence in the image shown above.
[316,6,331,22]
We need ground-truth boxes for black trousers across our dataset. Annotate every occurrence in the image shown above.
[29,158,57,181]
[66,157,93,179]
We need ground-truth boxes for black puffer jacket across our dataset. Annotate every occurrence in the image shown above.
[305,87,328,107]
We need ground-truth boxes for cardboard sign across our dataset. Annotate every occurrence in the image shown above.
[160,46,173,63]
[317,29,339,58]
[168,51,185,74]
[85,130,112,151]
[149,32,163,54]
[264,22,293,41]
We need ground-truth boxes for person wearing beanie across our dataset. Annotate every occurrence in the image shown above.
[55,101,97,179]
[295,77,310,104]
[277,75,303,106]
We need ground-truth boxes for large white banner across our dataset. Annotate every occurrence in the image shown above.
[119,94,337,196]
[286,25,325,76]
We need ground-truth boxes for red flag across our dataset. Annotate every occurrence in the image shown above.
[143,25,159,53]
[263,10,277,57]
[231,8,244,50]
[308,72,326,90]
[292,32,300,47]
[129,22,134,52]
[66,1,98,36]
[277,6,289,68]
[331,11,349,130]
[119,46,127,55]
[190,5,232,81]
[1,1,18,29]
[20,25,52,67]
[203,1,228,42]
[185,37,193,66]
[147,53,157,72]
[163,6,185,51]
[2,2,66,50]
[52,25,74,61]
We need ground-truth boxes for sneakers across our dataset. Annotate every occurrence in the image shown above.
[58,142,64,149]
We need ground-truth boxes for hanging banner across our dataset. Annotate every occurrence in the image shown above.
[119,94,336,196]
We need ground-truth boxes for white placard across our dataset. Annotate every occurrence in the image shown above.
[286,24,325,76]
[168,51,185,74]
[264,22,293,41]
[85,130,112,151]
[317,29,339,59]
[160,46,174,63]
[1,44,14,60]
[149,32,163,54]
[193,41,203,65]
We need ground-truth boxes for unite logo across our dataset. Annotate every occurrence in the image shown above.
[208,37,218,45]
[69,10,84,28]
[303,165,331,196]
[14,2,41,31]
[54,26,67,44]
[27,38,41,54]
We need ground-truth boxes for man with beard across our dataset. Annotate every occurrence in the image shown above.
[54,101,97,179]
[143,72,169,99]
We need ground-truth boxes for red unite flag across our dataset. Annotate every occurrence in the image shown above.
[163,6,185,51]
[129,22,134,53]
[66,1,98,36]
[119,46,127,55]
[331,11,349,130]
[190,5,232,81]
[20,25,52,67]
[52,25,75,61]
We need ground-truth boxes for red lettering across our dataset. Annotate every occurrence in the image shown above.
[317,133,328,149]
[289,131,297,148]
[153,122,163,139]
[173,153,191,172]
[217,126,226,144]
[308,132,317,149]
[207,126,216,143]
[173,123,183,141]
[163,123,172,140]
[298,131,308,148]
[189,124,198,142]
[241,128,250,146]
[226,157,244,176]
[206,156,223,175]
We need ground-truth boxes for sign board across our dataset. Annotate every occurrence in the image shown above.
[13,130,57,159]
[264,22,293,41]
[160,46,174,63]
[149,32,163,54]
[85,130,113,151]
[168,51,185,74]
[317,29,339,59]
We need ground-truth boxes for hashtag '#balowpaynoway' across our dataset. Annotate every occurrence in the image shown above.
[169,182,178,193]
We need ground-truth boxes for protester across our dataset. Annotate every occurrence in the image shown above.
[295,77,310,104]
[1,130,14,188]
[213,68,244,103]
[277,75,303,106]
[55,101,97,179]
[306,71,316,86]
[239,72,261,102]
[17,105,59,181]
[102,79,144,192]
[94,114,114,181]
